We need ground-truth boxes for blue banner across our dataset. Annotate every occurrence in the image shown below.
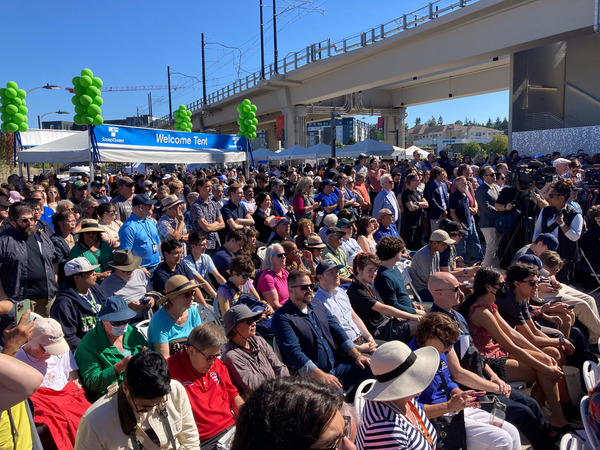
[93,124,247,151]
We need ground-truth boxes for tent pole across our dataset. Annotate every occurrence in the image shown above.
[26,163,31,181]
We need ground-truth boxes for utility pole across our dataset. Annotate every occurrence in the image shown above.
[148,92,153,120]
[273,0,278,73]
[331,111,337,159]
[167,65,173,120]
[201,33,207,105]
[260,0,265,78]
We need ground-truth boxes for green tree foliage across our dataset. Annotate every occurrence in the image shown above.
[461,141,482,159]
[427,116,437,127]
[345,136,356,145]
[454,120,463,126]
[486,134,508,155]
[485,118,493,128]
[414,117,422,125]
[437,116,443,125]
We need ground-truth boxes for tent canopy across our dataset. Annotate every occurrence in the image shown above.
[337,139,404,158]
[18,124,247,165]
[397,145,430,159]
[250,147,282,163]
[306,143,333,159]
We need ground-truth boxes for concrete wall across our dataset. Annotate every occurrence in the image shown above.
[512,125,600,157]
[564,34,600,126]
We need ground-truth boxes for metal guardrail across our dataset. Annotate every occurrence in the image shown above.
[523,112,586,131]
[185,0,478,111]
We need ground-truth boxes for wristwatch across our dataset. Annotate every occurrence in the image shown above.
[558,222,566,227]
[463,269,468,275]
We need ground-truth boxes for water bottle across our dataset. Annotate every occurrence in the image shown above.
[489,399,506,428]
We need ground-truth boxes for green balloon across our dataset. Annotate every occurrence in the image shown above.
[16,89,26,100]
[74,85,86,96]
[243,105,251,113]
[244,118,251,126]
[247,111,256,119]
[236,104,243,113]
[0,88,4,97]
[92,96,103,106]
[23,116,28,123]
[239,124,247,132]
[252,118,258,126]
[0,106,5,114]
[0,123,6,132]
[10,97,22,107]
[92,77,103,88]
[5,122,18,132]
[0,98,8,106]
[5,104,18,115]
[82,114,93,125]
[74,105,86,114]
[73,114,83,125]
[4,88,16,99]
[71,96,80,106]
[1,113,9,123]
[79,75,92,88]
[251,104,257,112]
[248,125,256,133]
[18,105,27,115]
[186,110,191,117]
[18,122,28,132]
[175,117,182,123]
[6,81,18,90]
[250,132,257,139]
[92,115,103,126]
[178,105,186,111]
[86,86,100,97]
[12,113,24,124]
[81,68,94,78]
[72,76,81,86]
[87,104,101,116]
[242,99,251,106]
[79,95,92,106]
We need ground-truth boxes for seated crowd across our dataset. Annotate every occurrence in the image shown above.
[2,150,600,449]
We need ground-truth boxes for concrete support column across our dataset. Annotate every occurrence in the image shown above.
[383,107,406,147]
[282,105,307,148]
[266,127,281,152]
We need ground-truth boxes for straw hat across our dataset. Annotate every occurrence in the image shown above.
[75,219,105,234]
[157,275,198,305]
[364,341,440,402]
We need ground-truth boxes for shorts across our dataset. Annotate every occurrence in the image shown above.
[486,357,508,382]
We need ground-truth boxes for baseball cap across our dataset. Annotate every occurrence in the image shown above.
[336,218,355,229]
[90,180,102,188]
[536,233,559,251]
[314,176,322,183]
[132,194,157,206]
[272,179,285,187]
[316,259,344,275]
[270,216,290,228]
[321,179,335,187]
[217,175,227,182]
[73,180,87,191]
[326,226,344,236]
[30,318,70,356]
[65,257,99,276]
[440,220,467,235]
[429,230,456,245]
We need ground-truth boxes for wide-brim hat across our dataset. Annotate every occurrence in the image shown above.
[223,304,263,336]
[162,194,182,209]
[108,249,142,271]
[97,296,136,322]
[364,341,440,402]
[306,234,326,249]
[75,219,105,234]
[158,275,198,305]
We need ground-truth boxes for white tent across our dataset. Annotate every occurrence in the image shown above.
[337,139,404,158]
[397,145,430,159]
[20,129,81,147]
[18,124,247,165]
[250,147,283,163]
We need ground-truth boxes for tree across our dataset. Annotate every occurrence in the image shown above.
[501,117,509,130]
[485,117,493,128]
[335,140,344,149]
[414,117,422,126]
[461,141,482,159]
[486,134,508,155]
[345,136,356,145]
[494,117,502,130]
[437,116,443,126]
[427,116,437,127]
[454,120,463,126]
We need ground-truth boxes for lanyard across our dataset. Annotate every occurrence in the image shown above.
[80,291,101,313]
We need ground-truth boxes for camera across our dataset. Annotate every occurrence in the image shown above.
[509,159,556,192]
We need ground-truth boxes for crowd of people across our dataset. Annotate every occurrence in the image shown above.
[1,147,600,449]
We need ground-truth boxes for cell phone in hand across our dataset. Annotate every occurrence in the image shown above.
[477,395,495,404]
[15,299,31,326]
[566,305,576,310]
[141,297,151,305]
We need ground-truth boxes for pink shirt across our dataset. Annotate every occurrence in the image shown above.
[257,269,289,305]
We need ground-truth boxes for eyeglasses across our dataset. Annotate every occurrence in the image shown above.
[195,347,220,362]
[498,176,505,180]
[110,320,129,327]
[437,336,455,349]
[274,253,287,258]
[435,285,461,293]
[48,191,57,194]
[129,390,167,414]
[520,280,539,287]
[244,318,259,325]
[312,415,350,449]
[106,210,116,215]
[291,283,314,291]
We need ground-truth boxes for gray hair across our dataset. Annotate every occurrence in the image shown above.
[323,213,338,227]
[56,199,74,214]
[380,174,392,185]
[261,243,285,271]
[81,197,98,209]
[187,322,227,350]
[355,172,365,181]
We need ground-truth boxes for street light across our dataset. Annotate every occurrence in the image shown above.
[38,110,69,129]
[330,111,346,159]
[26,83,61,94]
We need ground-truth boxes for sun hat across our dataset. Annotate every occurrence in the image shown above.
[223,304,263,336]
[0,197,11,207]
[30,318,70,356]
[553,158,570,167]
[306,234,326,249]
[429,229,456,245]
[64,257,100,276]
[316,259,344,276]
[74,219,105,234]
[364,341,440,402]
[161,194,182,209]
[132,194,157,206]
[108,249,142,271]
[158,275,199,305]
[97,296,136,322]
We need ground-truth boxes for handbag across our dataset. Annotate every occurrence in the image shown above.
[429,365,467,450]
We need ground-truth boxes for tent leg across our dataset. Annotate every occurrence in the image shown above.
[26,164,31,181]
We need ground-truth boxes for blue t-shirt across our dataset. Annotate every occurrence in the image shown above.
[151,261,197,294]
[182,254,216,279]
[147,305,202,348]
[374,265,415,313]
[316,188,340,214]
[409,339,458,405]
[119,215,161,269]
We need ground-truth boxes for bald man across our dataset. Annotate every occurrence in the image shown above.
[427,272,557,449]
[373,208,399,242]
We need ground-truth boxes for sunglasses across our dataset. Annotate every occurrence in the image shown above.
[48,191,58,194]
[274,253,287,258]
[292,283,314,291]
[110,320,129,327]
[244,318,259,325]
[435,285,461,293]
[312,416,350,450]
[237,273,252,280]
[437,336,455,349]
[520,280,539,287]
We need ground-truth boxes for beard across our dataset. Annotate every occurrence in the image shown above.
[18,224,35,237]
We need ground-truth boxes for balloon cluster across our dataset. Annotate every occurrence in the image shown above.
[72,68,104,126]
[0,82,28,132]
[174,105,192,132]
[237,99,258,140]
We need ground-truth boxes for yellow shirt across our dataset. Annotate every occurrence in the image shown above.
[0,402,32,450]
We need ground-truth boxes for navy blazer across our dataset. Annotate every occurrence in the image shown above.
[475,183,500,228]
[425,181,449,220]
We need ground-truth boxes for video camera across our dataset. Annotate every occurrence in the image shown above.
[509,159,556,192]
[583,165,600,188]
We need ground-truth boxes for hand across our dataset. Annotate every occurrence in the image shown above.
[541,363,563,382]
[414,303,425,313]
[141,297,155,309]
[140,267,151,278]
[538,282,555,293]
[177,210,185,222]
[492,378,511,397]
[505,203,514,211]
[532,192,542,202]
[551,280,562,290]
[562,339,576,355]
[2,311,34,356]
[366,337,378,353]
[262,304,274,317]
[447,390,477,412]
[544,314,563,327]
[302,250,313,264]
[309,370,342,389]
[555,212,564,226]
[114,355,134,374]
[354,354,371,369]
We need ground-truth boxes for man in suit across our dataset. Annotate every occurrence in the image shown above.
[425,166,449,232]
[372,174,400,228]
[475,166,514,267]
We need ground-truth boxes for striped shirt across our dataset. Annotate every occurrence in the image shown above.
[357,400,437,450]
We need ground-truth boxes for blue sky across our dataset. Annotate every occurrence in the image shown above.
[1,0,507,128]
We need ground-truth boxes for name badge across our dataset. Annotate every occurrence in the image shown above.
[152,243,158,254]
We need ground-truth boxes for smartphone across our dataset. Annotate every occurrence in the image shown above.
[566,305,576,310]
[477,395,495,404]
[15,299,31,326]
[543,298,558,304]
[141,297,151,305]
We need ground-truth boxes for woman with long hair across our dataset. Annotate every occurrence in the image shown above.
[252,192,276,245]
[295,218,314,251]
[292,176,319,222]
[46,185,59,211]
[355,215,378,254]
[457,268,572,434]
[97,202,122,249]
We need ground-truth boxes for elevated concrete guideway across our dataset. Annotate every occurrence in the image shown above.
[192,0,599,148]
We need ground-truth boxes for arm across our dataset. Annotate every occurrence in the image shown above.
[371,301,421,321]
[217,293,231,317]
[193,273,217,298]
[350,308,377,352]
[0,353,43,411]
[262,289,282,309]
[154,342,170,358]
[516,319,565,349]
[231,395,244,418]
[236,214,255,227]
[173,381,201,448]
[445,347,503,394]
[75,345,122,395]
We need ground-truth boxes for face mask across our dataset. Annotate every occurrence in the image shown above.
[111,324,128,336]
[494,284,510,299]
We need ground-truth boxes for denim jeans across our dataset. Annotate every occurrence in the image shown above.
[456,217,483,265]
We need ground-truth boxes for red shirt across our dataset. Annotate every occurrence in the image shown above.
[168,351,239,440]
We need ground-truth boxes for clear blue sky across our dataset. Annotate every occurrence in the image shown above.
[1,0,507,128]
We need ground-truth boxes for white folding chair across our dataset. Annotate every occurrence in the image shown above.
[397,259,423,303]
[580,249,600,294]
[560,432,590,450]
[135,319,150,339]
[354,379,376,418]
[582,360,600,392]
[580,395,600,450]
